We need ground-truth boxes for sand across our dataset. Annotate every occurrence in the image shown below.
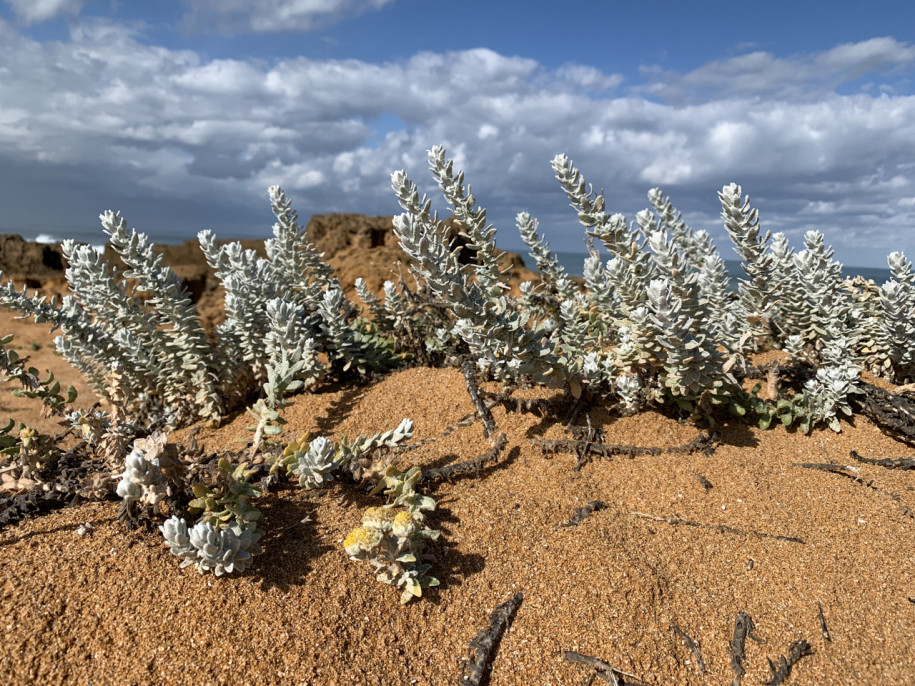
[1,269,914,685]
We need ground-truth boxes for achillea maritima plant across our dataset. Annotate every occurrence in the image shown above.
[7,142,915,596]
[1,187,395,432]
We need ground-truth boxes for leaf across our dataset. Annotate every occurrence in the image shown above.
[569,377,582,399]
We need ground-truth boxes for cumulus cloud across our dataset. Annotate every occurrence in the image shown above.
[3,0,83,24]
[179,0,394,34]
[0,20,913,268]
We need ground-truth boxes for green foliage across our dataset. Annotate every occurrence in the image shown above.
[188,458,263,528]
[346,465,439,603]
[0,334,80,475]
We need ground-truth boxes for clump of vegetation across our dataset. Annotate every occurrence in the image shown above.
[344,466,439,603]
[2,145,915,601]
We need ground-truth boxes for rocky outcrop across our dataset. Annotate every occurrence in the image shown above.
[0,213,534,314]
[0,235,67,289]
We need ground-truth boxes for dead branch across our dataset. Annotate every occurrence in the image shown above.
[630,512,805,545]
[762,640,813,686]
[560,500,607,528]
[563,652,647,686]
[671,624,706,675]
[852,382,915,446]
[817,604,831,642]
[422,433,508,484]
[849,450,915,470]
[793,462,859,478]
[730,610,764,686]
[461,591,523,686]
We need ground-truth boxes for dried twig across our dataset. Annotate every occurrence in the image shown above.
[730,611,764,686]
[560,500,607,528]
[630,512,805,544]
[762,640,813,686]
[793,462,859,478]
[422,433,508,484]
[852,382,915,446]
[481,390,570,417]
[462,591,523,686]
[849,450,915,470]
[671,624,706,675]
[563,651,647,686]
[533,432,717,465]
[795,462,914,518]
[817,603,831,642]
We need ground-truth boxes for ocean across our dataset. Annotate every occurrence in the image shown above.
[552,251,894,289]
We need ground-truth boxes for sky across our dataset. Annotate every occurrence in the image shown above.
[1,1,914,268]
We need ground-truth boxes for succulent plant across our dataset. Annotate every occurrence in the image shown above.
[160,516,262,576]
[289,436,338,489]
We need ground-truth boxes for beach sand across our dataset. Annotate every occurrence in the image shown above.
[1,236,913,685]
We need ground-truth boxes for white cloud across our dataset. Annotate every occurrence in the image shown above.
[555,64,624,92]
[180,0,394,34]
[640,37,915,103]
[0,23,913,267]
[3,0,83,24]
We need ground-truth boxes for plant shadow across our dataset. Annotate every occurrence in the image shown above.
[252,493,332,592]
[311,383,371,436]
[419,500,486,605]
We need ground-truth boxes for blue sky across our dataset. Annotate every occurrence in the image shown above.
[1,1,914,268]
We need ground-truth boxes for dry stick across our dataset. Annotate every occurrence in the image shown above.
[567,422,605,443]
[461,591,523,686]
[794,462,915,519]
[730,610,765,686]
[559,500,607,528]
[671,625,706,675]
[793,462,859,478]
[481,390,571,417]
[852,382,915,446]
[461,360,498,444]
[533,431,717,463]
[817,604,831,642]
[562,652,648,686]
[569,414,600,470]
[631,512,806,545]
[762,640,813,686]
[422,433,508,484]
[849,450,915,470]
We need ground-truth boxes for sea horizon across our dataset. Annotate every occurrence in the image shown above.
[551,250,894,288]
